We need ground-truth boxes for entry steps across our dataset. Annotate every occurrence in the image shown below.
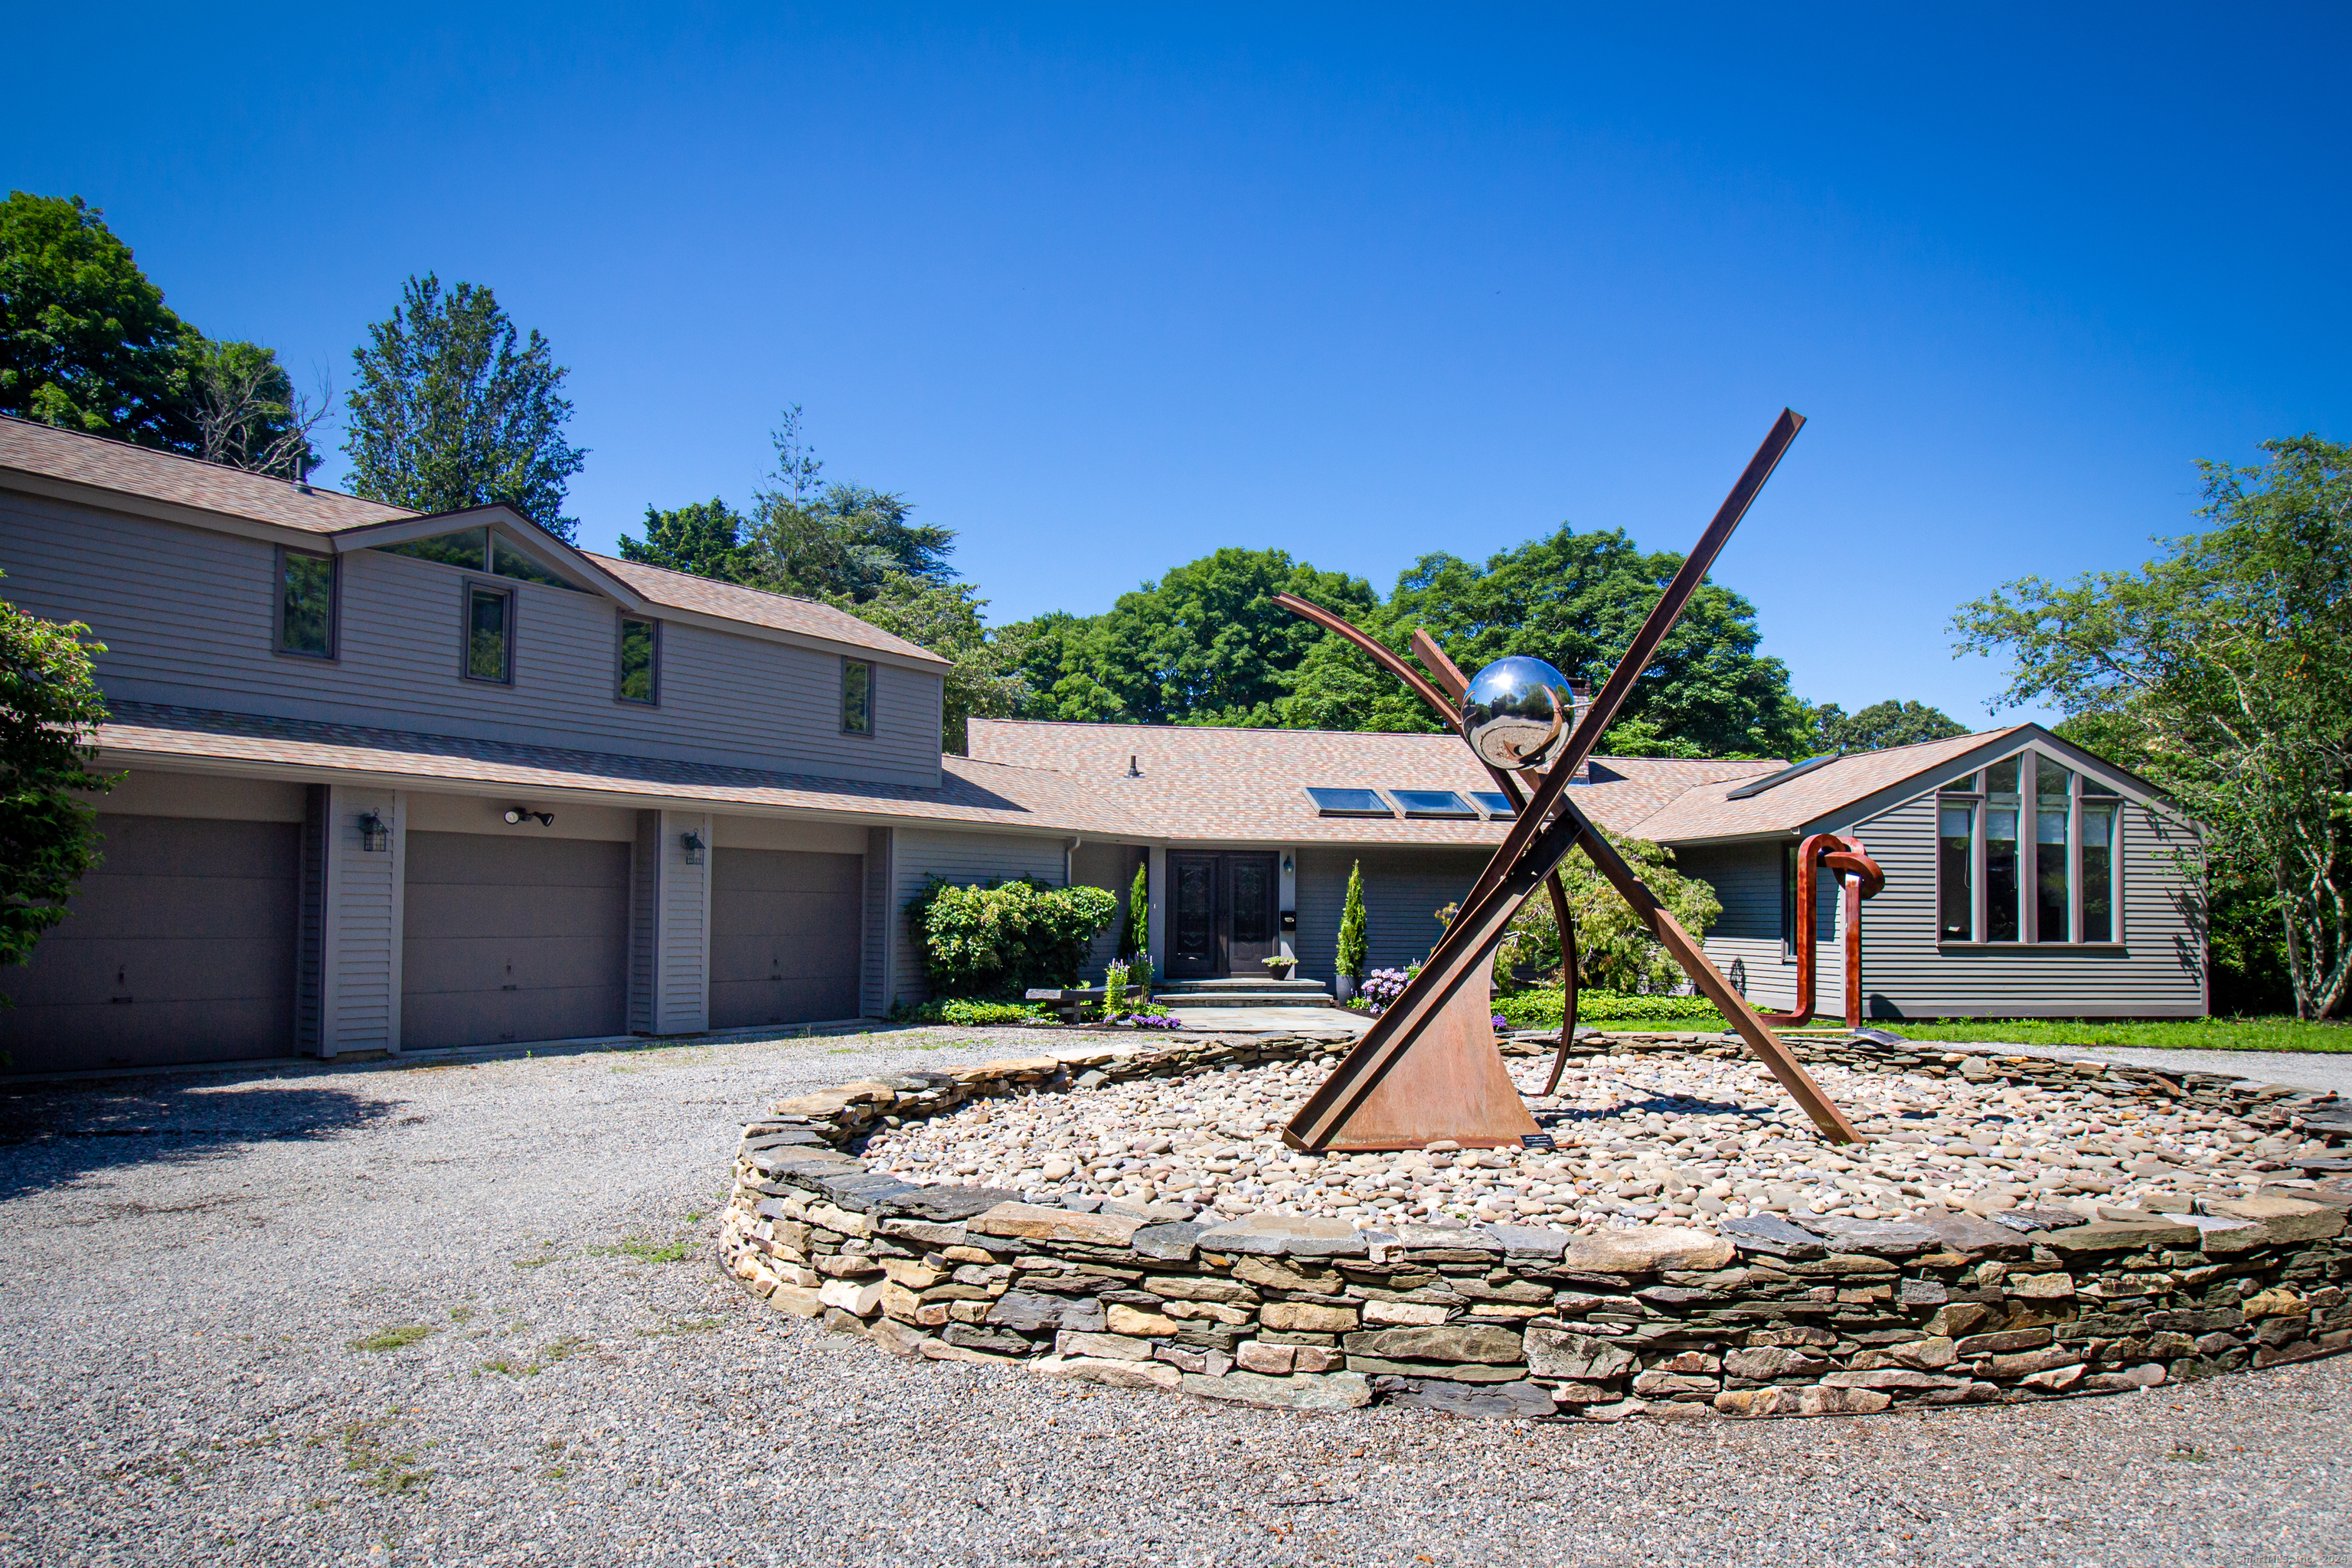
[1149,976,1337,1009]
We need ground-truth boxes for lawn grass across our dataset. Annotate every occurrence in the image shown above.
[1541,1009,2349,1054]
[1859,1016,2352,1054]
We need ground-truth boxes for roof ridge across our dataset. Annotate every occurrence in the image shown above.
[0,413,403,514]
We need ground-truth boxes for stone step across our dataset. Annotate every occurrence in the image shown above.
[1155,978,1331,994]
[1149,990,1337,1009]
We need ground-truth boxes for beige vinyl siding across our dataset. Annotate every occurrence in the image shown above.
[1293,847,1487,983]
[887,829,1071,1006]
[320,785,404,1053]
[1837,792,2203,1018]
[0,489,944,786]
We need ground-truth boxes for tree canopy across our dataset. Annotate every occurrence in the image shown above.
[1,191,315,473]
[1953,435,2352,1018]
[1004,549,1379,726]
[1272,528,1813,757]
[1813,698,1966,753]
[619,498,756,583]
[344,274,586,539]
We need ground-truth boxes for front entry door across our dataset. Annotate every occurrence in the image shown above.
[1166,851,1282,978]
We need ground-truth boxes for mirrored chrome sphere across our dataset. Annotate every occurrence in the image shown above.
[1462,655,1576,771]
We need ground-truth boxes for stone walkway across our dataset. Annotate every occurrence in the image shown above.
[1,1025,2345,1566]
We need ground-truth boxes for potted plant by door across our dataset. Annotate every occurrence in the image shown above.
[1262,954,1298,982]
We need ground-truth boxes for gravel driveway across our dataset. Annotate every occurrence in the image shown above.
[2,1027,2346,1567]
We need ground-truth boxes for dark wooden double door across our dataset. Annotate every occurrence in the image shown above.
[1168,851,1281,979]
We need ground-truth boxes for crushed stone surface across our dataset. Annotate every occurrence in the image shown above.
[1,1024,2345,1567]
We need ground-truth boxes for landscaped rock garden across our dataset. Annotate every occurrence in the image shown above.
[720,1028,2352,1419]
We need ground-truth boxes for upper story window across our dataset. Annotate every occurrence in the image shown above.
[841,658,873,735]
[275,547,338,658]
[616,615,658,704]
[377,526,594,592]
[1937,751,2122,945]
[465,583,514,684]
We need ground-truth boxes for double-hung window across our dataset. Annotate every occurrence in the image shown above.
[1936,751,2122,944]
[274,547,338,658]
[465,583,515,684]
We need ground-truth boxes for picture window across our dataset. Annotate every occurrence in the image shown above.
[841,658,873,735]
[1937,750,2122,945]
[275,548,337,658]
[465,583,514,684]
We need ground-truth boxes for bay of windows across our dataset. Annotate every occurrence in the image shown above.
[1937,752,2120,945]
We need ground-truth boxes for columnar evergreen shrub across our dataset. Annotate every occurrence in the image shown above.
[905,877,1119,998]
[1122,861,1149,962]
[1335,860,1369,980]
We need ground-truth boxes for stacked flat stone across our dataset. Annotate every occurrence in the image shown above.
[720,1031,2352,1419]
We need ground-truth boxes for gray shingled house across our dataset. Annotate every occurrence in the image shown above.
[0,416,2204,1074]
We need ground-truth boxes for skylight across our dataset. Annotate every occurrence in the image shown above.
[1390,789,1477,818]
[1726,751,1843,800]
[1469,791,1516,818]
[1305,787,1393,818]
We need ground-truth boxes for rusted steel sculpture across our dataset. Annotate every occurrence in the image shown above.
[1765,831,1886,1031]
[1274,408,1864,1151]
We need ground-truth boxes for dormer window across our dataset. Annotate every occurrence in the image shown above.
[842,658,873,735]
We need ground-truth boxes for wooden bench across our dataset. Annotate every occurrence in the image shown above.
[1024,987,1108,1023]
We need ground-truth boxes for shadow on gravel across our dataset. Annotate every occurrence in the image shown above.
[0,1078,403,1200]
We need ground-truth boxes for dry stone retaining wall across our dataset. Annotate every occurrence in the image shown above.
[719,1031,2352,1419]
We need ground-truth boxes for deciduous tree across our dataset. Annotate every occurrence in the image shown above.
[1812,698,1966,753]
[1953,436,2352,1018]
[344,274,586,538]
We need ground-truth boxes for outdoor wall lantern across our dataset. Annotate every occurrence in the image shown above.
[681,830,706,866]
[503,807,555,827]
[1282,854,1294,876]
[357,811,390,853]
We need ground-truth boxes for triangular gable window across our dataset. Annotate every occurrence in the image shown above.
[374,526,596,593]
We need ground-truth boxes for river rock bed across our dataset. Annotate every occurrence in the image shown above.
[859,1047,2333,1233]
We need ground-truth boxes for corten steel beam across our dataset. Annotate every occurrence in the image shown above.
[1408,626,1860,1141]
[1276,410,1864,1149]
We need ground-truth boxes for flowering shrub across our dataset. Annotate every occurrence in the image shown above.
[1125,1013,1182,1029]
[1357,966,1413,1016]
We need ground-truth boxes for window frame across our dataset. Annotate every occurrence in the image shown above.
[272,545,340,661]
[459,580,518,687]
[614,612,661,706]
[1936,750,2127,949]
[841,656,874,736]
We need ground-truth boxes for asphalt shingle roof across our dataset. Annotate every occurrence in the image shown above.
[1627,728,2020,841]
[2,415,944,666]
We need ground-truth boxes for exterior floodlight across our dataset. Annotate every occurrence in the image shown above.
[1461,655,1577,772]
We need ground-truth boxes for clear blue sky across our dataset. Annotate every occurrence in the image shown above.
[15,6,2348,727]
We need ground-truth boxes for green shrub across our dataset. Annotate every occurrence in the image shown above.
[1121,861,1149,962]
[904,877,1119,999]
[1336,860,1368,981]
[1494,988,1724,1027]
[889,998,1052,1027]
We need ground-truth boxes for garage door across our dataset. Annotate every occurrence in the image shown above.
[0,814,299,1073]
[709,848,863,1027]
[401,832,629,1050]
